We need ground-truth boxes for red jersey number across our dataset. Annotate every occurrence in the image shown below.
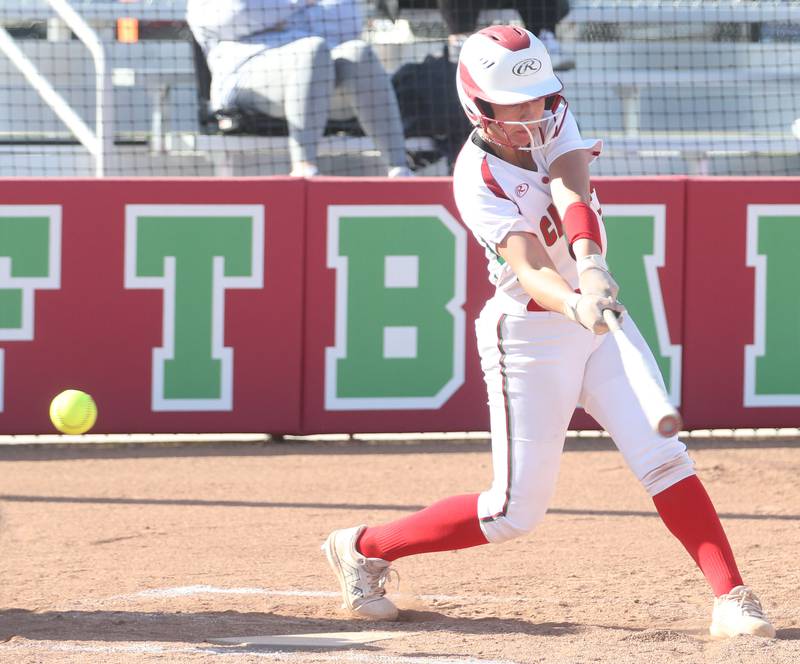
[539,204,564,247]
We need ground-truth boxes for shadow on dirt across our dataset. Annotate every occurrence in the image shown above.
[2,434,798,463]
[398,609,619,636]
[2,494,799,522]
[0,607,597,645]
[3,608,795,654]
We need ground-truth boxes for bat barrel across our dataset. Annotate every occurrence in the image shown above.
[602,308,683,439]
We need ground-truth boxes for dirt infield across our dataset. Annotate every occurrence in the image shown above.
[0,438,798,663]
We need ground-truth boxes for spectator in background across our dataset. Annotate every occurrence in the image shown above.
[441,0,572,68]
[187,0,412,177]
[380,0,572,69]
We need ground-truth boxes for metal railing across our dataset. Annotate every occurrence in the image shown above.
[0,0,112,175]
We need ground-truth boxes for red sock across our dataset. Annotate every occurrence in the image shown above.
[652,475,743,596]
[356,493,488,562]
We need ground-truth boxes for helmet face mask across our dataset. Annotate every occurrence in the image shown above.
[457,25,567,151]
[478,95,569,152]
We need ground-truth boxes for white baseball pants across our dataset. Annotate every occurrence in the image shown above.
[474,298,694,544]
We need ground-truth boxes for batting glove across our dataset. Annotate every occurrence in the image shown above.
[577,254,619,299]
[563,293,625,335]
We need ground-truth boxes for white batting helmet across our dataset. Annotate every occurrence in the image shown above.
[456,25,568,150]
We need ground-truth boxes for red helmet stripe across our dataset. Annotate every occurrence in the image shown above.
[458,60,486,102]
[478,25,531,52]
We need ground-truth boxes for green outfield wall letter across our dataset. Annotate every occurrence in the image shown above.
[603,205,681,405]
[0,206,61,413]
[325,205,467,410]
[745,205,800,406]
[125,205,264,411]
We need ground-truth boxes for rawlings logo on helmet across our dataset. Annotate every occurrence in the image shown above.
[512,59,542,76]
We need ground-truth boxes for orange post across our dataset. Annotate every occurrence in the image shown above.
[117,17,139,44]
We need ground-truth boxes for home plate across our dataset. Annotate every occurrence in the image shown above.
[207,631,398,648]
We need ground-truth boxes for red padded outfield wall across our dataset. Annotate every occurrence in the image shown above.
[0,179,305,434]
[682,179,800,428]
[0,177,798,434]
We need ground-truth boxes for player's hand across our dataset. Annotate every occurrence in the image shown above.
[564,293,625,334]
[579,266,619,299]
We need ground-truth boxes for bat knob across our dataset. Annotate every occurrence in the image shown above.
[657,414,683,438]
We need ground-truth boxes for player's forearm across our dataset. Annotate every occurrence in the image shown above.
[571,238,602,260]
[515,264,577,313]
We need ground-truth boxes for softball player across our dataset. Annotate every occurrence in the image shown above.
[323,25,774,638]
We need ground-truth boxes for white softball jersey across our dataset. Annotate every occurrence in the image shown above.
[452,109,603,315]
[452,112,693,544]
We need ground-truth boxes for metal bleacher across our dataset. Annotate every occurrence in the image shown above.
[369,1,800,175]
[0,0,445,176]
[0,1,798,176]
[559,1,800,175]
[0,0,197,175]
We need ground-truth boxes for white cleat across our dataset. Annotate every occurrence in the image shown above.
[710,585,776,638]
[322,525,399,621]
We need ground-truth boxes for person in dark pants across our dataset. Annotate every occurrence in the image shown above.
[378,0,573,68]
[437,0,567,37]
[440,0,572,68]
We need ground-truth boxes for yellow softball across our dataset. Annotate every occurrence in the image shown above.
[49,389,97,435]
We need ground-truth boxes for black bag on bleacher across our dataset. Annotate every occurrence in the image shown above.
[391,47,473,170]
